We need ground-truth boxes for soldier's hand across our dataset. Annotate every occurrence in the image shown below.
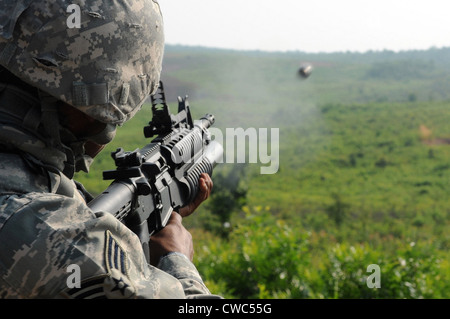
[149,212,194,266]
[179,173,213,218]
[149,173,213,266]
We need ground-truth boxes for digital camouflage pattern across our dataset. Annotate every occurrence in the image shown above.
[0,153,215,298]
[0,0,218,299]
[0,0,164,125]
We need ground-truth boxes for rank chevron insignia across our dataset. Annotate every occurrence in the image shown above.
[63,231,136,299]
[105,230,129,275]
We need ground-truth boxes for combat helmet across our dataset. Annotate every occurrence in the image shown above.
[0,0,165,126]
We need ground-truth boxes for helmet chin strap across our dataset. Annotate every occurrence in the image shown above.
[69,122,117,173]
[0,78,116,178]
[68,123,116,174]
[38,89,117,177]
[38,90,62,150]
[38,89,77,177]
[58,119,117,176]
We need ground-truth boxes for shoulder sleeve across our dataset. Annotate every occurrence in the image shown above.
[157,252,221,298]
[0,193,212,299]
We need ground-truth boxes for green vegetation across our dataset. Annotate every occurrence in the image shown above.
[76,46,450,298]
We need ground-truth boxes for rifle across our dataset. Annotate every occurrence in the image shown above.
[88,82,223,263]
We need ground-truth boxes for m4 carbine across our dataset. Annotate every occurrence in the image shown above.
[88,82,223,263]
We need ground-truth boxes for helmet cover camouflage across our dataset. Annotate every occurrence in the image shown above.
[0,0,164,125]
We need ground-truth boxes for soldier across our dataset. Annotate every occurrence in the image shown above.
[0,0,218,298]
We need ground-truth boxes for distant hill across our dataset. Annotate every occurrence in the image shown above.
[161,45,450,111]
[75,44,450,299]
[154,44,450,201]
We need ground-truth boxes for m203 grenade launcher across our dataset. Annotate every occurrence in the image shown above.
[88,82,223,263]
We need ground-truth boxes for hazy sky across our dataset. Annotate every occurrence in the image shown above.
[159,0,450,53]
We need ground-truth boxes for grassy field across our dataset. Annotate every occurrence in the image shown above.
[76,45,450,298]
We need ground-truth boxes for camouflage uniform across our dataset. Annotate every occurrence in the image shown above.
[0,0,217,298]
[0,152,214,298]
